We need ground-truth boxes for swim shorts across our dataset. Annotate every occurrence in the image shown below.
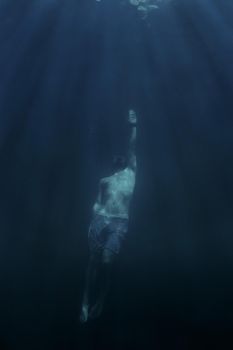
[88,214,128,254]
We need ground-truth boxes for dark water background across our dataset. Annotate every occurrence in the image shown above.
[0,0,233,349]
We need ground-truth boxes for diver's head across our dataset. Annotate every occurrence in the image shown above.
[112,155,127,172]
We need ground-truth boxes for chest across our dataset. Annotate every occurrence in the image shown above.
[103,172,135,197]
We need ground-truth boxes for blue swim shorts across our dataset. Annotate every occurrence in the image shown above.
[88,214,128,254]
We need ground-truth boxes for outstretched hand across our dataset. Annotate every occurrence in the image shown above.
[128,109,137,125]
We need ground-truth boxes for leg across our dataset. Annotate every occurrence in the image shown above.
[89,249,115,320]
[80,253,100,323]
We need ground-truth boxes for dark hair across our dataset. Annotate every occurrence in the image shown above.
[112,155,127,171]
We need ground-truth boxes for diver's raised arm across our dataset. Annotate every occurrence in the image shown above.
[127,109,137,171]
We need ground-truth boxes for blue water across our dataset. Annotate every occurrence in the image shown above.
[0,0,233,349]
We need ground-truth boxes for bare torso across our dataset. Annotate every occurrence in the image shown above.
[93,168,136,219]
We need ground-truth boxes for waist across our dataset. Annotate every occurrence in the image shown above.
[93,206,128,220]
[93,211,129,222]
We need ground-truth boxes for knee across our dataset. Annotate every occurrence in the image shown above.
[102,249,115,265]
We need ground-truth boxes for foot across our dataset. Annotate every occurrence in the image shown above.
[89,302,103,320]
[79,304,89,323]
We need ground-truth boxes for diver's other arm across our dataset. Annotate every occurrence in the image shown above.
[93,180,104,213]
[127,109,137,171]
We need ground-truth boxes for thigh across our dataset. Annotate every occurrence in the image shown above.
[102,249,115,264]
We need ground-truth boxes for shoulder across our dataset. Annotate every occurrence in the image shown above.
[100,177,109,185]
[124,167,136,177]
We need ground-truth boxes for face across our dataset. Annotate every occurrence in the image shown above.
[112,156,126,172]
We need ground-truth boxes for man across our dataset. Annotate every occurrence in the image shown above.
[80,109,137,323]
